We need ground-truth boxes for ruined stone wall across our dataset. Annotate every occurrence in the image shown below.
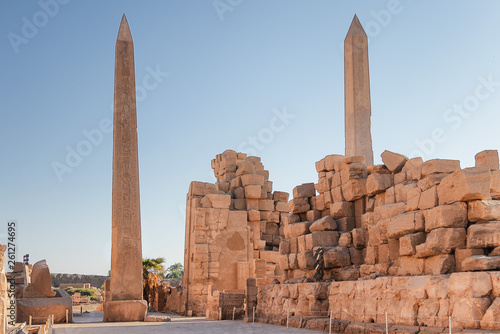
[253,149,500,330]
[280,150,500,281]
[256,272,500,330]
[182,150,290,316]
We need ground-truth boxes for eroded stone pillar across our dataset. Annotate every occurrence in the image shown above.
[103,14,147,322]
[344,15,374,166]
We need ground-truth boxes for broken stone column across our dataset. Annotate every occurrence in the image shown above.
[344,15,374,166]
[103,14,147,322]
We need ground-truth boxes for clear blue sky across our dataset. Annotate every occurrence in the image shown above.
[2,1,500,275]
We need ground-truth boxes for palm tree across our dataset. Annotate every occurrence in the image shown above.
[165,262,184,279]
[142,257,165,307]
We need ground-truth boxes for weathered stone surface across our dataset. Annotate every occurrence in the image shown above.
[108,16,145,320]
[103,300,148,322]
[324,155,345,171]
[293,183,316,198]
[297,250,314,269]
[324,247,350,268]
[467,222,500,248]
[200,194,231,209]
[329,201,354,219]
[417,186,438,210]
[340,162,367,183]
[289,198,310,214]
[366,173,393,196]
[491,171,500,199]
[344,16,373,165]
[421,159,460,177]
[415,228,466,258]
[23,260,56,298]
[284,222,312,239]
[342,179,367,202]
[455,248,484,272]
[335,217,356,232]
[381,150,408,173]
[397,256,425,276]
[424,202,467,232]
[451,297,490,329]
[17,289,73,324]
[145,315,171,322]
[338,232,352,247]
[387,212,421,239]
[273,191,289,202]
[240,173,265,187]
[305,231,339,249]
[437,166,491,205]
[475,149,499,171]
[468,200,500,222]
[462,255,500,271]
[309,216,337,232]
[351,228,366,249]
[399,232,426,256]
[373,202,406,222]
[448,272,492,298]
[417,174,448,191]
[424,254,454,275]
[481,297,500,330]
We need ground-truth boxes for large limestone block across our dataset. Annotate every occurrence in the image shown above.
[381,150,408,173]
[243,185,262,199]
[399,232,426,256]
[324,154,345,171]
[17,291,73,324]
[448,272,492,298]
[468,200,500,222]
[335,217,356,232]
[284,222,312,239]
[467,221,500,248]
[437,166,491,205]
[273,191,289,202]
[387,212,422,239]
[417,173,449,191]
[309,216,337,232]
[415,228,466,258]
[341,179,366,202]
[462,255,500,271]
[103,300,148,322]
[417,186,438,210]
[240,174,265,187]
[323,247,350,268]
[373,202,405,222]
[259,251,281,264]
[481,297,500,330]
[366,173,393,196]
[329,201,354,219]
[200,194,231,209]
[397,256,425,276]
[297,250,314,269]
[189,181,218,196]
[424,202,467,232]
[351,228,366,249]
[305,231,339,249]
[293,183,316,198]
[491,171,500,199]
[421,159,460,177]
[455,248,484,272]
[289,198,310,214]
[475,149,499,171]
[451,297,490,329]
[340,163,367,183]
[424,254,454,275]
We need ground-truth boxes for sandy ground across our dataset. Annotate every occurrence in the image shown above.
[52,312,325,334]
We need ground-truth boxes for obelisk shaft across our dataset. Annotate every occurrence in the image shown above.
[344,15,374,166]
[110,14,143,302]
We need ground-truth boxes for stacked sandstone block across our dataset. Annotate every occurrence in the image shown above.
[279,149,500,281]
[256,271,500,330]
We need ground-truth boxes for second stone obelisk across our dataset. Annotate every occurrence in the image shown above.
[103,14,147,322]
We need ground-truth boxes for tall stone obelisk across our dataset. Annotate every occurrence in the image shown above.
[103,14,147,322]
[344,15,374,166]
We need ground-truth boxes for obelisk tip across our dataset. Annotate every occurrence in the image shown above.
[117,14,133,42]
[346,14,367,38]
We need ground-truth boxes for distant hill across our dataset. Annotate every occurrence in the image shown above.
[51,273,109,288]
